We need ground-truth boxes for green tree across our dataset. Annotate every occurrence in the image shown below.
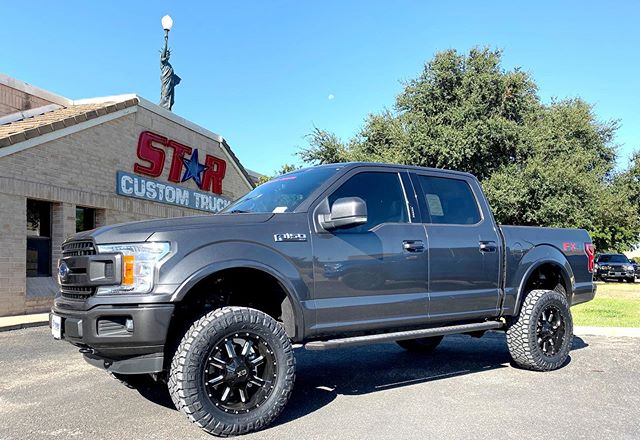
[296,47,640,251]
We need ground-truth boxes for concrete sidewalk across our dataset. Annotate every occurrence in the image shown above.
[0,313,49,332]
[1,313,639,337]
[574,326,640,338]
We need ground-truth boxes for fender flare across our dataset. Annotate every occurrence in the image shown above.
[512,245,575,314]
[170,258,307,342]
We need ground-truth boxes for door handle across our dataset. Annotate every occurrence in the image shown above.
[479,241,497,253]
[403,240,425,253]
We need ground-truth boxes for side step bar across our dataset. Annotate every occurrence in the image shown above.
[304,321,504,351]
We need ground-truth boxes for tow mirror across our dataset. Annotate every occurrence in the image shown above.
[320,197,367,230]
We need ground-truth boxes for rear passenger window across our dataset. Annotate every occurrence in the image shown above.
[417,175,481,225]
[328,172,408,233]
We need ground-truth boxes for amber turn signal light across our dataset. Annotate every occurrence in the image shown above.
[123,255,135,285]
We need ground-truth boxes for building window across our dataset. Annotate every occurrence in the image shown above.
[76,206,96,232]
[26,199,52,277]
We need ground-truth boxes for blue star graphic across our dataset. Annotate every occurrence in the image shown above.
[181,149,208,188]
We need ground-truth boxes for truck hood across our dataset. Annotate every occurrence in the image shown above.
[74,213,275,244]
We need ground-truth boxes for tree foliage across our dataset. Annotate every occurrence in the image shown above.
[296,48,639,251]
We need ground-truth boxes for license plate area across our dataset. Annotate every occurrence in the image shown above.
[51,314,62,339]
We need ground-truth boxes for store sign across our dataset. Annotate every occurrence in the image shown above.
[133,131,227,194]
[115,131,232,213]
[116,171,231,213]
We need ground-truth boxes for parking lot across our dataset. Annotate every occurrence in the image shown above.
[1,326,638,440]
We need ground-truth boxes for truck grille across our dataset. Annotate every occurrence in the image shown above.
[60,285,96,300]
[62,240,96,257]
[60,240,97,300]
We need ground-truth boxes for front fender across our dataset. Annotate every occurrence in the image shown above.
[504,244,574,315]
[162,241,311,341]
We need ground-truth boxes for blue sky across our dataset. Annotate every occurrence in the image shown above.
[2,1,639,174]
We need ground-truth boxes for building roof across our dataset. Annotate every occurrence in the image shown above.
[0,98,138,148]
[0,73,256,189]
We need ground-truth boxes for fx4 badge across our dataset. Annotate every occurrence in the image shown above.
[274,233,307,242]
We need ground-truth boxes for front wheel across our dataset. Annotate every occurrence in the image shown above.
[506,289,573,371]
[168,307,296,437]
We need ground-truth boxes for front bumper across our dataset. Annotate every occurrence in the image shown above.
[596,269,635,279]
[50,302,174,374]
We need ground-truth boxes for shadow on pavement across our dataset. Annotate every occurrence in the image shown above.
[134,333,590,424]
[275,333,589,426]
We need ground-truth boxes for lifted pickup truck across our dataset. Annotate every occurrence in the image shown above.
[51,163,595,436]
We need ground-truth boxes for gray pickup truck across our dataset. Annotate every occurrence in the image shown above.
[51,162,595,436]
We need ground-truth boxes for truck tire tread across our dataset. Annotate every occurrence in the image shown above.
[168,306,295,437]
[506,289,573,371]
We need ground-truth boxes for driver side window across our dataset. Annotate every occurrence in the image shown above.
[328,172,408,233]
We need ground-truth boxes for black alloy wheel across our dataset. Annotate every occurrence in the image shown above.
[203,332,277,414]
[169,307,296,437]
[506,289,573,371]
[536,305,566,357]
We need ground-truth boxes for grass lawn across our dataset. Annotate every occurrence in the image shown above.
[571,281,640,327]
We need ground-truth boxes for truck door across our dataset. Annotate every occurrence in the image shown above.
[309,168,429,337]
[411,172,501,322]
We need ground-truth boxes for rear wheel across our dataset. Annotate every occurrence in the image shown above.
[396,335,443,353]
[168,307,295,437]
[506,289,573,371]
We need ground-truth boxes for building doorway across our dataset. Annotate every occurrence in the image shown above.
[26,199,52,277]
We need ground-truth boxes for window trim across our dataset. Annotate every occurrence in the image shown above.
[410,171,485,227]
[76,206,97,233]
[26,199,53,277]
[310,166,414,233]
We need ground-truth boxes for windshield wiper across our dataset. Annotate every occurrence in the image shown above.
[227,209,250,214]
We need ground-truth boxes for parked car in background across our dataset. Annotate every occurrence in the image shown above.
[594,254,635,282]
[633,261,640,280]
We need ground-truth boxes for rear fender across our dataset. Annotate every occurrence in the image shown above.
[508,244,574,315]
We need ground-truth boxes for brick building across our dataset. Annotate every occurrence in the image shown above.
[0,74,256,317]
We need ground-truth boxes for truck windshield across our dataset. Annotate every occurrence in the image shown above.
[597,254,630,263]
[222,166,343,214]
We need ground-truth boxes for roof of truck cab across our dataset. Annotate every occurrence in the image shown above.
[298,162,477,179]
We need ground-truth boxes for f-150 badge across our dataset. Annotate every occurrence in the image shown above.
[274,233,307,242]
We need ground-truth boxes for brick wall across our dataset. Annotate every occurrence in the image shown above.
[0,193,26,316]
[0,105,253,316]
[0,83,56,117]
[50,202,76,276]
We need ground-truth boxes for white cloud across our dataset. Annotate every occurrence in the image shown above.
[327,94,335,100]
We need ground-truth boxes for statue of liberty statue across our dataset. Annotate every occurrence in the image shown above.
[159,29,181,111]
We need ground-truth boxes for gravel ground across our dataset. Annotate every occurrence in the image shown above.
[0,327,638,440]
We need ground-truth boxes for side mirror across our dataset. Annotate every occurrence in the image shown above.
[320,197,367,231]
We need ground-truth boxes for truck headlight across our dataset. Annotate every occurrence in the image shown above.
[624,264,634,271]
[95,242,171,294]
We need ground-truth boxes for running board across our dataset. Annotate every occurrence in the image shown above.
[304,321,504,351]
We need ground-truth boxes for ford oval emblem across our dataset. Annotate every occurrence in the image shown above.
[58,262,70,280]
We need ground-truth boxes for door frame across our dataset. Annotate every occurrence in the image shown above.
[307,165,420,233]
[407,169,503,322]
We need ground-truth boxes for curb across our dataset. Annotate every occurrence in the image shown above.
[574,326,640,338]
[0,313,49,333]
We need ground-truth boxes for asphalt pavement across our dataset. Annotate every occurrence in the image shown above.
[0,327,638,440]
